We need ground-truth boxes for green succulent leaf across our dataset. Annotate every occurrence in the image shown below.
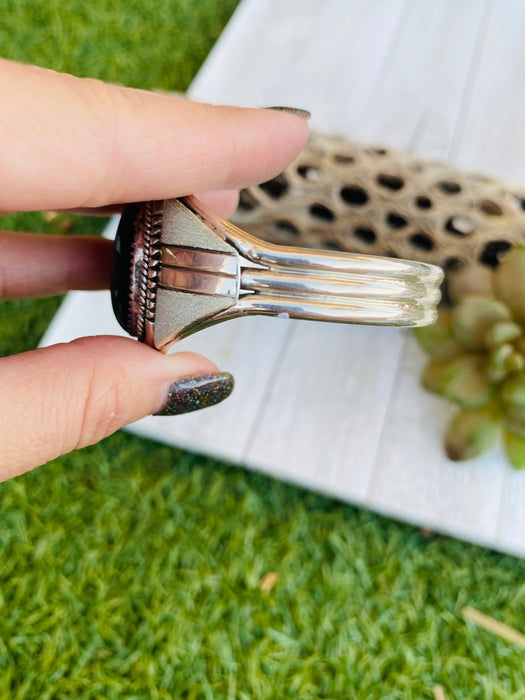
[422,355,493,407]
[486,343,514,383]
[505,351,525,375]
[503,428,525,469]
[501,376,525,436]
[445,406,500,461]
[451,295,511,351]
[492,244,525,323]
[516,337,525,355]
[484,320,523,349]
[413,310,463,361]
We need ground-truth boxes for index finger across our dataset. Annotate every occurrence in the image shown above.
[0,59,309,212]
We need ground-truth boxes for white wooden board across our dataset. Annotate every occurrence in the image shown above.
[41,0,525,557]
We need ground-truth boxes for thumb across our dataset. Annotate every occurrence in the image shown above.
[0,336,233,481]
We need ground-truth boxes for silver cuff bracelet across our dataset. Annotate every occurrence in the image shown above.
[111,196,443,352]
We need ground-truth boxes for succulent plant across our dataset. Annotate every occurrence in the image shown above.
[414,245,525,467]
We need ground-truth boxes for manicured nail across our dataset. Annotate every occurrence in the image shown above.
[265,106,311,120]
[155,372,234,416]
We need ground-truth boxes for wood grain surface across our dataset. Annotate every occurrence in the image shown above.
[42,0,525,557]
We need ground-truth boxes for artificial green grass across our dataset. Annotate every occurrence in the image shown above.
[1,2,525,698]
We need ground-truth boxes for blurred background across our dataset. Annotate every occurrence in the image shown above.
[1,1,525,698]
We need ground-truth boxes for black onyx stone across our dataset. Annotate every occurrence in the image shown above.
[111,203,140,336]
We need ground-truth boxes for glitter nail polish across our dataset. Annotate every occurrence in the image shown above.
[155,372,234,416]
[265,106,311,120]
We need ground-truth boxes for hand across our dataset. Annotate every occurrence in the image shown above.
[0,59,309,480]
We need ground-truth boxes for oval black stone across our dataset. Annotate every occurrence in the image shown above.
[111,203,140,337]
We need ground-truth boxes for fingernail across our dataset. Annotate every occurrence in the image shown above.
[265,106,311,120]
[155,372,234,416]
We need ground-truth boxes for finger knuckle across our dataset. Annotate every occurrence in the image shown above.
[73,347,128,450]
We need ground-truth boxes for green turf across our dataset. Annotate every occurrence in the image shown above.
[2,2,525,698]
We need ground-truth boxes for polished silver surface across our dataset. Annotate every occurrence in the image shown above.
[160,265,239,298]
[116,196,444,352]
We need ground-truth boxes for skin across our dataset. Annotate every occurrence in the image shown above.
[0,58,309,480]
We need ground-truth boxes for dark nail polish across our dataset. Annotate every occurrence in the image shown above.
[155,372,234,416]
[265,106,311,120]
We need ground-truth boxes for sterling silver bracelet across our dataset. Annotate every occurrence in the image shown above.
[111,196,443,352]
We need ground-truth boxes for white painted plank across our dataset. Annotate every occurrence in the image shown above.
[184,0,411,464]
[190,0,408,134]
[246,323,404,500]
[454,1,525,550]
[452,0,525,181]
[250,0,488,511]
[208,0,416,496]
[356,0,506,544]
[359,0,490,157]
[368,337,505,541]
[496,468,525,555]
